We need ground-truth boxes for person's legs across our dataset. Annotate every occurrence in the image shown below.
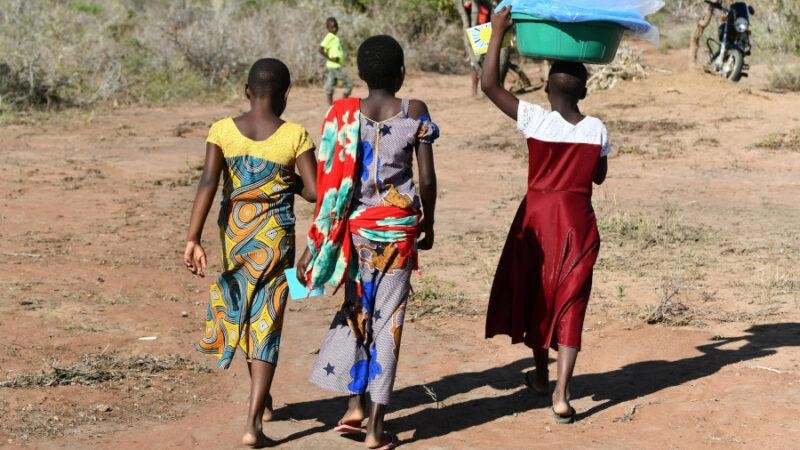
[339,69,353,98]
[243,359,275,447]
[308,276,371,425]
[361,241,409,448]
[324,69,335,105]
[471,66,479,96]
[528,348,549,393]
[246,363,274,422]
[552,345,578,416]
[339,393,366,427]
[364,402,389,448]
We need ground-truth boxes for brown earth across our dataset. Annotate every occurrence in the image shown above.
[1,48,799,449]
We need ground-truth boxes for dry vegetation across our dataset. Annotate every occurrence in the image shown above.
[2,0,798,112]
[755,128,800,151]
[0,2,799,447]
[767,65,800,92]
[0,353,210,388]
[652,0,800,54]
[0,0,465,110]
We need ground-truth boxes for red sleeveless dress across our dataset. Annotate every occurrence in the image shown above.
[486,101,610,350]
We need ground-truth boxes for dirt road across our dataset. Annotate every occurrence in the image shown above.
[1,49,798,449]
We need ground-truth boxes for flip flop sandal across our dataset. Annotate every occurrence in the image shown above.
[333,421,365,434]
[552,406,576,424]
[523,370,549,396]
[369,431,400,450]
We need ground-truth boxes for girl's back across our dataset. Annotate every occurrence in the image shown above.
[185,57,320,447]
[516,101,609,197]
[355,98,438,211]
[199,116,314,366]
[208,118,313,233]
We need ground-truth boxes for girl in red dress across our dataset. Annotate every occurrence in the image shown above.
[481,7,611,424]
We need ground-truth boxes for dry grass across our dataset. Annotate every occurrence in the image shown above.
[616,144,645,156]
[598,202,707,250]
[607,119,695,135]
[0,0,465,110]
[755,129,800,151]
[767,66,800,92]
[409,275,474,320]
[643,278,694,326]
[154,159,205,188]
[0,1,124,108]
[0,353,210,388]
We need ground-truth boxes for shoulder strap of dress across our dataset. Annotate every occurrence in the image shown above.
[401,98,410,117]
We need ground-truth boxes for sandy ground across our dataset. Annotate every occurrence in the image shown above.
[1,48,799,449]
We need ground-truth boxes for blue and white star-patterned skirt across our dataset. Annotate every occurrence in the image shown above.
[309,233,411,405]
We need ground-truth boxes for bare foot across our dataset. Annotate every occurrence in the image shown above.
[262,394,274,422]
[524,370,549,395]
[338,399,365,428]
[365,431,398,449]
[242,429,271,448]
[552,390,573,416]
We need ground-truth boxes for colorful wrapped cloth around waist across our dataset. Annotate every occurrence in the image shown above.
[349,205,422,269]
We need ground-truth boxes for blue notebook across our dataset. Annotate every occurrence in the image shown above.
[284,268,325,301]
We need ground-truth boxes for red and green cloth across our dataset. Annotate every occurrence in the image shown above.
[305,98,420,292]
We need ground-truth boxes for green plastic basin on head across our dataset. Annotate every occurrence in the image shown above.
[512,12,625,64]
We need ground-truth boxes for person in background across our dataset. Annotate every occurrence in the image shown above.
[464,0,491,96]
[320,17,353,106]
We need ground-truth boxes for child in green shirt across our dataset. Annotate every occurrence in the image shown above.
[319,17,353,105]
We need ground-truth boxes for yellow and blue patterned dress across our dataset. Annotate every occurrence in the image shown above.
[197,118,314,369]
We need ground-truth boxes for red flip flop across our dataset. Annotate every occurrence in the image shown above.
[333,421,364,434]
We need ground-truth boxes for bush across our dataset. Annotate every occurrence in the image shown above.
[767,65,800,92]
[0,0,467,111]
[0,0,124,109]
[752,0,800,56]
[655,0,800,57]
[755,129,800,151]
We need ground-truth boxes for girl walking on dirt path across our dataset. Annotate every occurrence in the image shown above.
[296,35,439,450]
[183,58,318,447]
[482,7,611,424]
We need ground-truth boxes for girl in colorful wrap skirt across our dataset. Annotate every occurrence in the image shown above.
[297,35,440,450]
[183,59,318,447]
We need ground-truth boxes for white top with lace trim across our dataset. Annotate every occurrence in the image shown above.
[517,101,612,157]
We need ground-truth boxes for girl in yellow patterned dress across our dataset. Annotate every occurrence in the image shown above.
[183,58,318,447]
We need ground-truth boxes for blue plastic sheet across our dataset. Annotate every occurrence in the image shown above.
[496,0,664,45]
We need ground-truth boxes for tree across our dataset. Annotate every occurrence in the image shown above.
[688,0,730,67]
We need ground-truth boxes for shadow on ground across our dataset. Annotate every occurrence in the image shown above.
[279,323,800,444]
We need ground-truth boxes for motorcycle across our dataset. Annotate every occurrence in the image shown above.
[705,0,755,82]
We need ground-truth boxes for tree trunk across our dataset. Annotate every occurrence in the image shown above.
[470,1,479,28]
[689,1,730,67]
